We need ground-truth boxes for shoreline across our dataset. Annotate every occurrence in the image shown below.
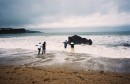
[0,48,130,73]
[0,65,130,84]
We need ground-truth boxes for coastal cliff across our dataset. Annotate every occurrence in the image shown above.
[0,28,40,34]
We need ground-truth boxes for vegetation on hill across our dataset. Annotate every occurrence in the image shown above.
[0,28,41,34]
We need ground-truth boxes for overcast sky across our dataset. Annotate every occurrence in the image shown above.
[0,0,130,29]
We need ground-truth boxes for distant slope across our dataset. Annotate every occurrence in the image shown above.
[0,28,41,34]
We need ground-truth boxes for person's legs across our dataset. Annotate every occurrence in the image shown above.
[72,48,74,53]
[38,48,41,55]
[65,45,67,49]
[42,48,46,54]
[71,48,74,53]
[42,49,44,55]
[44,49,46,54]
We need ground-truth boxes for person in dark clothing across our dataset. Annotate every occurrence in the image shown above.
[70,42,74,53]
[63,40,68,49]
[42,41,46,54]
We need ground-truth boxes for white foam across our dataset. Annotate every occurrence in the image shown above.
[0,35,130,58]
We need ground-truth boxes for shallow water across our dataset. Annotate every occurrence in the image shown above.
[0,35,130,58]
[0,33,130,73]
[0,48,130,73]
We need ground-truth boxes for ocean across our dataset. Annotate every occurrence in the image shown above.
[0,30,130,73]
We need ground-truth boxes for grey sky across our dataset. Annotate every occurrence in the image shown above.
[0,0,130,28]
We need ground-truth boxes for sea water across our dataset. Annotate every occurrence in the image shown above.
[0,30,130,73]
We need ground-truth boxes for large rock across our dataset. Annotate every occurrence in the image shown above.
[68,35,93,45]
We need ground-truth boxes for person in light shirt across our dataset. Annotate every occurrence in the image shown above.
[36,42,42,55]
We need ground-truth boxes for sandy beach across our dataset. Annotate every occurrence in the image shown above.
[0,66,130,84]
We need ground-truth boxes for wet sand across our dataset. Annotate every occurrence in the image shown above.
[0,66,130,84]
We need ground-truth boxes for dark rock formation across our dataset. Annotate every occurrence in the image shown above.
[68,35,93,45]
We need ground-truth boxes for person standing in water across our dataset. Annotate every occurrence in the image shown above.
[42,41,46,54]
[36,42,42,55]
[63,40,68,49]
[70,42,74,53]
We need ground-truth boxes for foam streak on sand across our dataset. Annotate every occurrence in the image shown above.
[0,48,130,73]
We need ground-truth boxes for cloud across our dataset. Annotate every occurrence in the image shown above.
[0,0,130,28]
[114,0,130,13]
[30,12,130,28]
